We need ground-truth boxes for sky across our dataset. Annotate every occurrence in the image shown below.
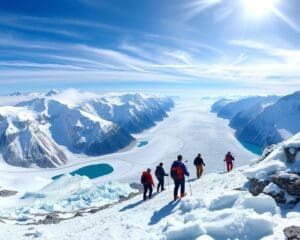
[0,0,300,95]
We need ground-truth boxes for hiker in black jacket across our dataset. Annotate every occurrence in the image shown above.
[155,163,168,192]
[194,153,206,178]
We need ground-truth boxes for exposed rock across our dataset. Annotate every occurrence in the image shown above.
[0,189,18,197]
[284,146,300,163]
[265,190,286,204]
[23,230,42,238]
[271,173,300,197]
[284,226,300,240]
[248,178,269,196]
[37,214,61,224]
[257,144,277,163]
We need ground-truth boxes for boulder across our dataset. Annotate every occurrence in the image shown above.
[265,190,286,204]
[248,178,269,196]
[284,147,300,163]
[284,226,300,240]
[271,173,300,197]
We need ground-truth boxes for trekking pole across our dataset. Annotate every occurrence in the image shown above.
[187,176,192,196]
[184,159,192,195]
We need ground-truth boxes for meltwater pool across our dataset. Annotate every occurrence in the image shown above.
[52,163,114,180]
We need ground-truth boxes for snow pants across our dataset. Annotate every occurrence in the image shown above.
[196,165,203,178]
[143,183,153,200]
[157,177,165,192]
[174,179,185,199]
[226,161,233,172]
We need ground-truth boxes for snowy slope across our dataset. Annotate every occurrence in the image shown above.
[1,133,300,239]
[210,98,234,113]
[216,96,279,121]
[0,106,67,168]
[80,93,174,133]
[211,93,300,148]
[237,91,300,147]
[0,90,173,168]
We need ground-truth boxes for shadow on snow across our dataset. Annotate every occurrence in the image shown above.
[119,200,144,212]
[148,200,180,225]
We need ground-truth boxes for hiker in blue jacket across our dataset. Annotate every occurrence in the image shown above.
[170,155,190,201]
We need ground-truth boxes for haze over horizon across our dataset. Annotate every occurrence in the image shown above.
[0,0,300,95]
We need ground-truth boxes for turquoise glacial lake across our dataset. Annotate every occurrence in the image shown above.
[137,141,149,148]
[239,140,263,155]
[52,163,114,180]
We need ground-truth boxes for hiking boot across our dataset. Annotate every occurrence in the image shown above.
[161,188,166,191]
[174,195,179,201]
[180,193,187,198]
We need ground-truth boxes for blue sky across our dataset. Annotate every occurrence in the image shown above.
[0,0,300,94]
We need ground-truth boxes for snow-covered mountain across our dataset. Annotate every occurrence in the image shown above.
[0,91,174,168]
[8,91,22,96]
[80,93,174,133]
[237,91,300,147]
[211,92,300,149]
[0,106,67,168]
[210,98,234,113]
[45,89,59,96]
[216,96,279,121]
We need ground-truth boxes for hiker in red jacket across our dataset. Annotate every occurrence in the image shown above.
[141,168,155,201]
[224,151,235,172]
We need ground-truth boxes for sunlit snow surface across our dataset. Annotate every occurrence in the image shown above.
[1,98,276,239]
[2,133,300,239]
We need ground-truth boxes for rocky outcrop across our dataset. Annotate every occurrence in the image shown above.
[284,146,300,163]
[244,133,300,205]
[247,171,300,205]
[271,173,300,197]
[248,178,269,196]
[284,226,300,240]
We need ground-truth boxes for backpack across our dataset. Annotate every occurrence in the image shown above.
[141,174,147,184]
[170,166,179,180]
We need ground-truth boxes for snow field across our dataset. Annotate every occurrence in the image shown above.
[1,167,290,240]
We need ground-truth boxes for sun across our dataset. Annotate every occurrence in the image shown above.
[243,0,276,18]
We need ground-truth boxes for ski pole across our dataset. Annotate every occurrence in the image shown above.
[187,176,192,196]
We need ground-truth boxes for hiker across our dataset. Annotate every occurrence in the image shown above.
[170,155,190,200]
[141,168,155,201]
[193,153,206,178]
[155,162,168,192]
[224,151,235,172]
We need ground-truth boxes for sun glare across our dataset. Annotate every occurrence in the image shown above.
[243,0,276,18]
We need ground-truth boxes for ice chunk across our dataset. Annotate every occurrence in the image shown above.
[180,197,205,212]
[164,219,206,240]
[209,191,241,211]
[234,193,280,215]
